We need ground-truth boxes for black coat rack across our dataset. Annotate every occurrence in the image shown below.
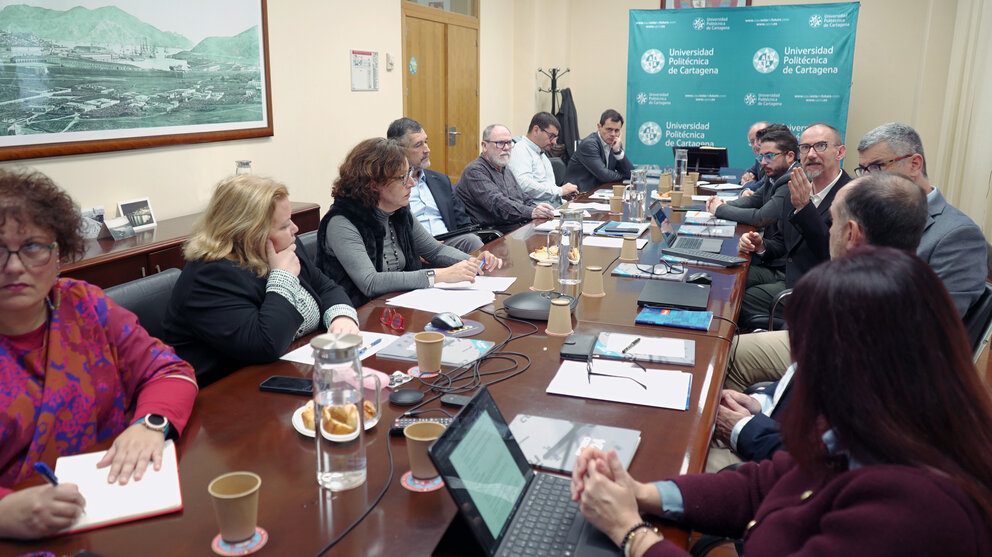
[538,67,570,114]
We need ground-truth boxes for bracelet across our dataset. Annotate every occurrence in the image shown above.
[620,521,654,557]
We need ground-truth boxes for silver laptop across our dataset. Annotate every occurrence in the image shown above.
[652,208,724,253]
[428,387,619,557]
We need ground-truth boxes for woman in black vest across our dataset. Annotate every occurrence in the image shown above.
[316,138,501,307]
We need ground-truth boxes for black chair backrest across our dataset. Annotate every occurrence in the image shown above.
[963,282,992,357]
[549,157,566,186]
[104,268,181,341]
[298,230,318,261]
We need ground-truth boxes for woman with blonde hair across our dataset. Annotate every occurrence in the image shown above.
[164,175,357,385]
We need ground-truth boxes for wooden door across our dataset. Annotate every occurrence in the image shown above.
[445,25,478,182]
[403,4,479,182]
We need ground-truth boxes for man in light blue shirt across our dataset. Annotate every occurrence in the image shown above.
[387,118,484,253]
[508,112,578,205]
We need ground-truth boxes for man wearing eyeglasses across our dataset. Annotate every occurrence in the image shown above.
[737,122,852,323]
[456,124,556,233]
[857,122,985,316]
[739,120,769,190]
[386,118,484,254]
[706,125,799,228]
[564,109,635,192]
[508,112,579,206]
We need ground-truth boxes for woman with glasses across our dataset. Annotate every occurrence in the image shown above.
[571,247,992,556]
[316,138,501,307]
[163,175,359,386]
[0,169,197,539]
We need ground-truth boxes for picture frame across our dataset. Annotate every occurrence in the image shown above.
[117,197,157,232]
[0,0,272,162]
[661,0,752,8]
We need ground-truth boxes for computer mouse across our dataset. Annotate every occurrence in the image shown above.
[687,272,713,285]
[430,311,464,330]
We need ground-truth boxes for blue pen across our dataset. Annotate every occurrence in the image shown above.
[358,338,382,357]
[478,257,486,272]
[33,461,59,485]
[35,462,86,513]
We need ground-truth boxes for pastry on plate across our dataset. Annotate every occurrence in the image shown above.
[322,403,358,435]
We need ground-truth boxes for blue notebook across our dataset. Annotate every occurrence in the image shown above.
[635,307,713,331]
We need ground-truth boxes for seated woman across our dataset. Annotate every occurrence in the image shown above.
[164,175,359,385]
[571,246,992,557]
[0,169,197,539]
[316,137,502,307]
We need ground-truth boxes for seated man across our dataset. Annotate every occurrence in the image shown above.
[737,123,852,323]
[564,109,634,192]
[739,120,769,190]
[726,122,989,391]
[387,118,483,253]
[455,124,555,233]
[705,125,798,228]
[508,112,578,206]
[707,172,928,471]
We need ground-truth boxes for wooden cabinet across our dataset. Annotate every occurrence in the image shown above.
[63,202,321,289]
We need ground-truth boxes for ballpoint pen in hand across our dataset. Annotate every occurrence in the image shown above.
[34,461,86,514]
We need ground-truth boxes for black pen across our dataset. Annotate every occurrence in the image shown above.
[621,338,641,354]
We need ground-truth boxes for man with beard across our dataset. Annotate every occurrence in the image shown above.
[455,124,556,233]
[737,122,852,323]
[387,118,483,253]
[739,120,769,190]
[706,125,799,228]
[508,112,579,206]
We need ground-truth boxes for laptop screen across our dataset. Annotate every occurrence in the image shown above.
[429,388,534,554]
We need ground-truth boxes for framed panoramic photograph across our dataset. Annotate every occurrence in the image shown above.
[0,0,272,161]
[117,197,156,232]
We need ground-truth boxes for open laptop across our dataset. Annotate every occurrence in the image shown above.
[428,387,619,557]
[652,208,723,253]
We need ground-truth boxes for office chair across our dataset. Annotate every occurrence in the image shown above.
[297,230,318,261]
[104,267,182,341]
[740,288,792,332]
[549,156,566,187]
[964,282,992,362]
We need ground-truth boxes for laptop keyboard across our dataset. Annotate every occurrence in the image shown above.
[674,236,704,250]
[498,474,581,556]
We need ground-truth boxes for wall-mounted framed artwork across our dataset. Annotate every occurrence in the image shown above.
[0,0,272,161]
[662,0,752,7]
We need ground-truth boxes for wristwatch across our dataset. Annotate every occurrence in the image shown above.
[135,413,170,436]
[426,269,436,287]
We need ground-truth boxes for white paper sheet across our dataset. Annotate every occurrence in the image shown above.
[546,360,692,410]
[582,236,649,249]
[565,202,611,212]
[601,332,687,360]
[281,331,398,364]
[434,276,517,291]
[386,288,495,316]
[588,190,614,200]
[533,220,604,234]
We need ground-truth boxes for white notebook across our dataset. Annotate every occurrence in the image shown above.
[54,439,183,534]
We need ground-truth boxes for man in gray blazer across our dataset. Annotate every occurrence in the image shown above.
[563,109,634,192]
[724,122,987,392]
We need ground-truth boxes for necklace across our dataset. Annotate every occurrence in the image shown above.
[387,225,402,271]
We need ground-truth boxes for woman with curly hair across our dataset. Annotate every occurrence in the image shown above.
[316,137,501,307]
[0,168,197,539]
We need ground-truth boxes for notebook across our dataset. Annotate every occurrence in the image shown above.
[508,414,641,475]
[54,440,183,535]
[429,387,619,557]
[375,332,494,367]
[637,280,711,311]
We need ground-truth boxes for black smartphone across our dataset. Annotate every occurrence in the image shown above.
[440,393,473,408]
[259,375,312,396]
[560,333,596,361]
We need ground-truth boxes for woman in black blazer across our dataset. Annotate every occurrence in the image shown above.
[164,175,358,385]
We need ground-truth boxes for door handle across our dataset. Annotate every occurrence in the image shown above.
[447,127,461,147]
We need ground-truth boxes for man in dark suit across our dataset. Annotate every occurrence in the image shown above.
[563,109,634,192]
[738,123,853,322]
[387,118,483,253]
[707,172,928,471]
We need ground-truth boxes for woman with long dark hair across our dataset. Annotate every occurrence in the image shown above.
[571,246,992,556]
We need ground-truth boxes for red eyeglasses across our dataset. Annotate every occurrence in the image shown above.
[380,308,405,332]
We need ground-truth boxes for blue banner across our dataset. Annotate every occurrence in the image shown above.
[626,3,859,173]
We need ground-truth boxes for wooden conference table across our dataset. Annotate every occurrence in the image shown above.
[3,188,751,557]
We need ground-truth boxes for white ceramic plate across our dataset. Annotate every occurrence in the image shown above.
[529,251,580,265]
[292,404,377,442]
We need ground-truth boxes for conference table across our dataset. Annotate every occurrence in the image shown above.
[2,187,751,557]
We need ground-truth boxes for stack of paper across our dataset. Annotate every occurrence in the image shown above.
[546,360,692,410]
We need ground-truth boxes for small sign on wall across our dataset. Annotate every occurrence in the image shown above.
[351,50,379,91]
